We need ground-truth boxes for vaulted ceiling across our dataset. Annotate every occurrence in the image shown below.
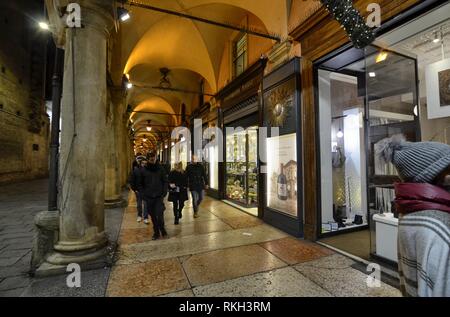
[114,0,290,152]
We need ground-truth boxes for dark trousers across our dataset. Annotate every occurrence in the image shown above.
[135,191,148,219]
[191,190,204,213]
[172,199,185,218]
[145,197,165,236]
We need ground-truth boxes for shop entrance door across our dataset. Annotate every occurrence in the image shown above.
[364,45,420,264]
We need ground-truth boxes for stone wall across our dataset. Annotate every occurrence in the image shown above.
[0,0,50,184]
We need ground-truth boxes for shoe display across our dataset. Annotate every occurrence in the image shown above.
[137,217,142,223]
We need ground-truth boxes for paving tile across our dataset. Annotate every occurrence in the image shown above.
[193,267,332,297]
[0,287,26,297]
[183,244,287,287]
[0,249,30,260]
[119,227,154,245]
[0,257,22,267]
[220,216,264,229]
[260,237,334,265]
[159,289,195,297]
[22,268,111,297]
[117,224,288,265]
[294,254,402,297]
[0,276,31,292]
[107,258,190,297]
[206,205,245,219]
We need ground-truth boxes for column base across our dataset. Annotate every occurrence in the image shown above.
[104,198,127,209]
[33,241,117,278]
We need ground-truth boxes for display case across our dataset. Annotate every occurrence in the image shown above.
[225,127,258,207]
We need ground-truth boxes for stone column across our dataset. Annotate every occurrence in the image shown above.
[45,0,114,266]
[104,90,126,208]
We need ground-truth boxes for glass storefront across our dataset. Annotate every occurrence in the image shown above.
[171,140,189,169]
[225,126,258,208]
[317,2,450,263]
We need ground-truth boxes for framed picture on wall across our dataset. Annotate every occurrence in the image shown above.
[426,58,450,119]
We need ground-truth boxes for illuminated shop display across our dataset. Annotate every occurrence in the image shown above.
[225,127,258,207]
[266,133,298,217]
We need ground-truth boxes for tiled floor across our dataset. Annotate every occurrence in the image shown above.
[106,194,402,297]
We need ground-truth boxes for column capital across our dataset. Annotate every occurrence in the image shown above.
[78,0,116,38]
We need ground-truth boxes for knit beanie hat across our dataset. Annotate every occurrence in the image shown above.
[376,134,450,183]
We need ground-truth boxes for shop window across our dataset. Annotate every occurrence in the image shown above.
[316,2,449,264]
[232,33,247,78]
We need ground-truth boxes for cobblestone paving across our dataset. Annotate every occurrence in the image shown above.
[0,179,48,296]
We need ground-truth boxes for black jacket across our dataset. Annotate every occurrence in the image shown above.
[186,163,208,191]
[138,163,168,199]
[168,170,188,202]
[128,166,142,191]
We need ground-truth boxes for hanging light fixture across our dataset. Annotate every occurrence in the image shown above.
[337,129,344,139]
[143,135,148,142]
[146,120,152,132]
[159,68,171,89]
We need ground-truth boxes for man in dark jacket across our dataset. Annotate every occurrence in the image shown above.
[138,152,169,240]
[129,156,148,223]
[186,154,209,218]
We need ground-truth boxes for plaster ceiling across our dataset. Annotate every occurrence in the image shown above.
[115,0,289,151]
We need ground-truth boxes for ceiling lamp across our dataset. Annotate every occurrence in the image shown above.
[126,82,133,89]
[337,129,344,139]
[146,120,152,132]
[375,51,388,63]
[118,7,130,22]
[143,136,148,142]
[159,68,171,89]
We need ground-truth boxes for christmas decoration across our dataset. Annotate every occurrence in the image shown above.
[320,0,375,49]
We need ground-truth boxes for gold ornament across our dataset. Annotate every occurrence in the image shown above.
[268,86,293,127]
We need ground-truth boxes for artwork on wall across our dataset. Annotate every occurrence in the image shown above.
[426,58,450,119]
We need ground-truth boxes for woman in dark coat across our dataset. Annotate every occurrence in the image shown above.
[168,162,188,225]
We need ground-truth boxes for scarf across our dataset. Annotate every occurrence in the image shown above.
[395,183,450,215]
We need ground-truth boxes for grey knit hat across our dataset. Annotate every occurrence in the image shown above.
[376,134,450,183]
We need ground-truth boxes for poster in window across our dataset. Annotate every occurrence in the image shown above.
[266,133,298,217]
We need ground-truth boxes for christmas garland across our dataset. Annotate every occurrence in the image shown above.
[320,0,375,49]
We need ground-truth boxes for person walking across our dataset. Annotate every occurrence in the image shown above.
[129,156,148,224]
[377,135,450,297]
[186,154,208,218]
[168,162,188,225]
[138,152,169,240]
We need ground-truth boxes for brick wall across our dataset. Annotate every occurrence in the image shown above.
[0,0,50,184]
